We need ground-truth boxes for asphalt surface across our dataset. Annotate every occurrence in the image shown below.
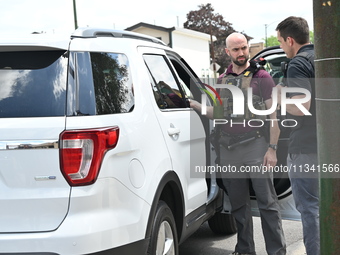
[179,217,305,255]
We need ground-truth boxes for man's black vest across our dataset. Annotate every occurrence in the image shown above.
[213,69,266,121]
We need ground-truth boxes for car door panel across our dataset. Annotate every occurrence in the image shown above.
[140,47,207,215]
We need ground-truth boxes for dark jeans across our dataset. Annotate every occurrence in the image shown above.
[287,153,319,255]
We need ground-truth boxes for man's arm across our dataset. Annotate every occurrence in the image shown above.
[276,84,311,116]
[256,70,280,167]
[263,98,280,167]
[285,94,311,116]
[279,59,313,116]
[189,99,214,120]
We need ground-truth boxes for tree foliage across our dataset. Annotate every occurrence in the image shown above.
[263,35,280,47]
[264,31,314,47]
[309,31,314,44]
[184,3,253,74]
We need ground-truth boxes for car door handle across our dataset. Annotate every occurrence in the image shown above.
[168,127,180,136]
[167,123,180,137]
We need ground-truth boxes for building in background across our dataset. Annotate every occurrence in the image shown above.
[126,22,216,78]
[126,23,264,78]
[249,42,264,58]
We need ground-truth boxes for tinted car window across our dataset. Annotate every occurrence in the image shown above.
[74,52,134,116]
[0,51,67,118]
[143,54,187,109]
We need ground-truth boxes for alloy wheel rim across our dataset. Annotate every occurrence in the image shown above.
[156,221,175,255]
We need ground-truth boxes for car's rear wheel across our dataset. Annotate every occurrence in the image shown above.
[147,200,178,255]
[208,211,237,235]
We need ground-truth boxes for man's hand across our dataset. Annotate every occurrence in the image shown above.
[189,99,200,111]
[263,148,278,168]
[189,99,214,120]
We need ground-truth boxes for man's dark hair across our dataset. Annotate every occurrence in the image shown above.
[276,16,310,44]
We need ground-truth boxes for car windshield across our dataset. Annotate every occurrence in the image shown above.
[0,50,68,118]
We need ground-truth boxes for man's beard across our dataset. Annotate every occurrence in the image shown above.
[233,56,249,66]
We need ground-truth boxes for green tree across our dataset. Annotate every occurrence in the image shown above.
[263,35,280,47]
[309,30,314,44]
[264,31,314,47]
[184,3,253,74]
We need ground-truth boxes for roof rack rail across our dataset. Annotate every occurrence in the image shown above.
[71,27,167,46]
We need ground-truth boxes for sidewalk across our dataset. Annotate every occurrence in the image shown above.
[179,216,305,255]
[253,217,305,255]
[287,240,306,255]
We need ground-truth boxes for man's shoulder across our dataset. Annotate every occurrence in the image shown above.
[251,69,275,90]
[253,68,271,78]
[292,44,315,64]
[298,44,314,53]
[288,45,315,77]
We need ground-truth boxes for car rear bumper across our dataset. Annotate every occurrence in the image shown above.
[0,239,149,255]
[0,178,151,255]
[86,239,149,255]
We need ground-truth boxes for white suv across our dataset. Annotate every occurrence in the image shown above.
[0,28,234,255]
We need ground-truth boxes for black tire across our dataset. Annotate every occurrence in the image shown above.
[147,201,179,255]
[208,211,237,235]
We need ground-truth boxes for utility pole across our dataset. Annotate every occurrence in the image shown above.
[73,0,78,29]
[265,24,268,48]
[313,0,340,254]
[209,24,216,80]
[264,21,279,48]
[208,5,217,81]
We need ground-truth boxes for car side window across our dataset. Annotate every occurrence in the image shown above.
[143,54,188,109]
[71,51,134,116]
[168,57,195,100]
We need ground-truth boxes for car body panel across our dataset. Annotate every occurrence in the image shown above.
[0,119,70,233]
[0,29,222,254]
[138,46,208,215]
[0,179,150,255]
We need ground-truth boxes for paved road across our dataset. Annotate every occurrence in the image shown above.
[179,217,305,255]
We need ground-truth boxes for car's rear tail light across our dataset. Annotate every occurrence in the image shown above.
[60,127,119,186]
